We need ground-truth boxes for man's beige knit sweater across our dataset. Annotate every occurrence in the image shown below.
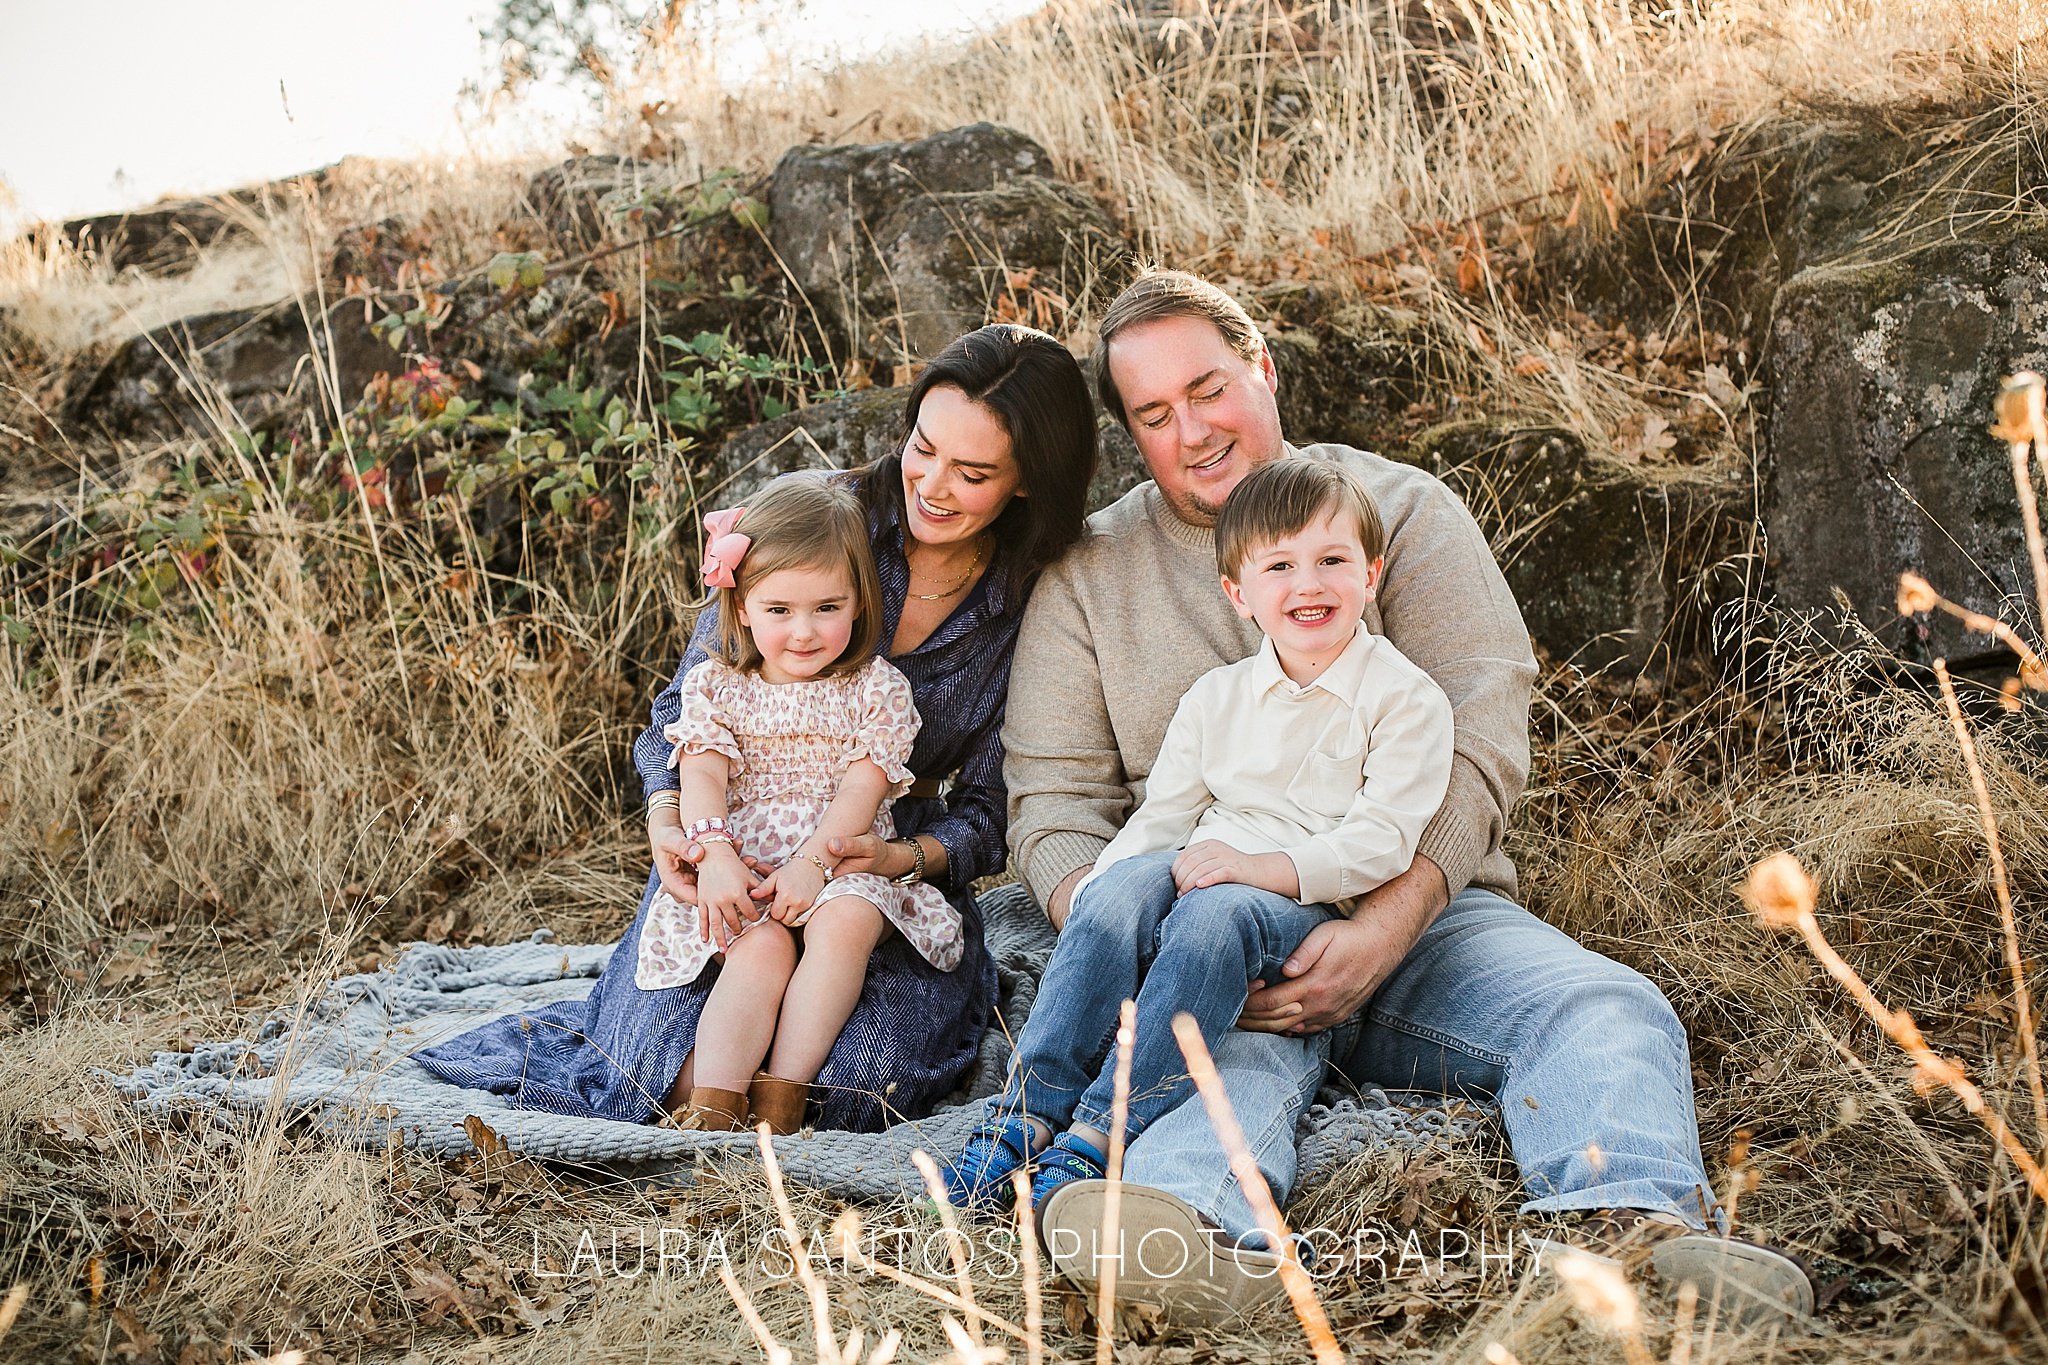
[1005,442,1537,910]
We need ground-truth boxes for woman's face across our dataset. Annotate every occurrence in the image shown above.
[899,385,1026,547]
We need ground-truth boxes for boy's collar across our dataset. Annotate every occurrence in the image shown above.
[1250,619,1377,697]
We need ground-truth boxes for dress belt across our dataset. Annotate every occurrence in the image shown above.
[905,774,950,800]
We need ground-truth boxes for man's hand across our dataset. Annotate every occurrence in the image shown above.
[1171,840,1299,898]
[1240,855,1449,1035]
[825,832,925,882]
[1047,864,1092,931]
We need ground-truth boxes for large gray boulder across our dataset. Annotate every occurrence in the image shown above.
[1405,425,1746,670]
[767,124,1125,367]
[704,387,907,506]
[1766,230,2048,665]
[58,300,395,439]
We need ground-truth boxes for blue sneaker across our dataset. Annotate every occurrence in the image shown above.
[941,1116,1041,1215]
[1028,1131,1108,1211]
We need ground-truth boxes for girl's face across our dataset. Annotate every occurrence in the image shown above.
[738,561,858,684]
[900,384,1027,547]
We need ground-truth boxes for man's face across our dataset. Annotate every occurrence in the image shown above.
[1106,313,1286,526]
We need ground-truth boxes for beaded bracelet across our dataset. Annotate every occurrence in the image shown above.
[685,816,733,840]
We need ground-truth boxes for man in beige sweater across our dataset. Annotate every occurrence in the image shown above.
[1004,270,1812,1328]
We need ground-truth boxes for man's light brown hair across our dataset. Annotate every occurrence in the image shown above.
[1214,457,1386,580]
[1094,269,1265,425]
[708,475,882,677]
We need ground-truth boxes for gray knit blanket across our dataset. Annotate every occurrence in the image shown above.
[113,886,1486,1201]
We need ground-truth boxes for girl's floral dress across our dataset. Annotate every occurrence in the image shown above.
[635,654,964,987]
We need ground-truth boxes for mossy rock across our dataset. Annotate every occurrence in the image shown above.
[1402,422,1746,670]
[767,124,1127,368]
[1765,227,2048,667]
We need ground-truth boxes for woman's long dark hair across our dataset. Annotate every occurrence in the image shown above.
[852,324,1098,597]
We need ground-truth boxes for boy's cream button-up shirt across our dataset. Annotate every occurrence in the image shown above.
[1074,624,1454,913]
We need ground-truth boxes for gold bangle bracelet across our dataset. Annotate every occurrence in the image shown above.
[891,836,926,885]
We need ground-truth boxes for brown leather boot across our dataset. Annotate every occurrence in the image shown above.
[746,1072,811,1136]
[666,1085,749,1132]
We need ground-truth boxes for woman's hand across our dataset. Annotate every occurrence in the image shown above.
[754,856,829,925]
[823,832,909,880]
[650,823,707,904]
[696,845,762,946]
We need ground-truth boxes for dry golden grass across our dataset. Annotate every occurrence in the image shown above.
[5,1,2048,1362]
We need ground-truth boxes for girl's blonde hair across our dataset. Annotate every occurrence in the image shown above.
[707,475,882,677]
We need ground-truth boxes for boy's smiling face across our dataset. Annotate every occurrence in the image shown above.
[1221,507,1383,680]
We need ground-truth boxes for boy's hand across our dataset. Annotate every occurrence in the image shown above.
[696,846,761,946]
[755,857,829,924]
[1172,841,1300,898]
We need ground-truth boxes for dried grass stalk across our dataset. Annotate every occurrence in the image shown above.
[1171,1013,1345,1365]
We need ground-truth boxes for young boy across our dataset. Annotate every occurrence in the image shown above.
[945,457,1454,1213]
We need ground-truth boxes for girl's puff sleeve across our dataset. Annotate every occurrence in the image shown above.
[844,658,920,796]
[661,660,744,773]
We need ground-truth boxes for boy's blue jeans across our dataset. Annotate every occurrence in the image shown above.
[999,851,1337,1142]
[1114,884,1721,1245]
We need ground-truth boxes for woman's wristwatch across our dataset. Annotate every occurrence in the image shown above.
[891,836,926,885]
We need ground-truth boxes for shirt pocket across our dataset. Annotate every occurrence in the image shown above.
[1294,744,1366,821]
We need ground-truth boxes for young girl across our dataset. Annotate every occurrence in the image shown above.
[638,476,962,1135]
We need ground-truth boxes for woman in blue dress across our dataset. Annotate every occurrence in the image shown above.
[417,324,1098,1131]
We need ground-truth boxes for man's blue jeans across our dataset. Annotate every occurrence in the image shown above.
[1118,885,1719,1243]
[1000,851,1337,1141]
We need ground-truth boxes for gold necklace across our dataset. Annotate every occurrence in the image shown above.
[906,537,988,601]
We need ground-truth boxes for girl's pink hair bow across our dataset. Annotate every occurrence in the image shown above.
[701,506,752,589]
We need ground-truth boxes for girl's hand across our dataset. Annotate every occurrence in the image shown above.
[696,847,762,946]
[650,824,769,906]
[754,857,829,924]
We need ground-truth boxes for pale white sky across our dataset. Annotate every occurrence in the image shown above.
[0,0,1039,233]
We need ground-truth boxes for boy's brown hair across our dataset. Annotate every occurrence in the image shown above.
[707,475,882,677]
[1213,457,1387,580]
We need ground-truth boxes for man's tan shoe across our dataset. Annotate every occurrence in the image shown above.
[1535,1210,1814,1334]
[1039,1181,1287,1329]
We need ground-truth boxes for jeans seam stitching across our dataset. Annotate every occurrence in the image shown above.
[1365,1008,1512,1068]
